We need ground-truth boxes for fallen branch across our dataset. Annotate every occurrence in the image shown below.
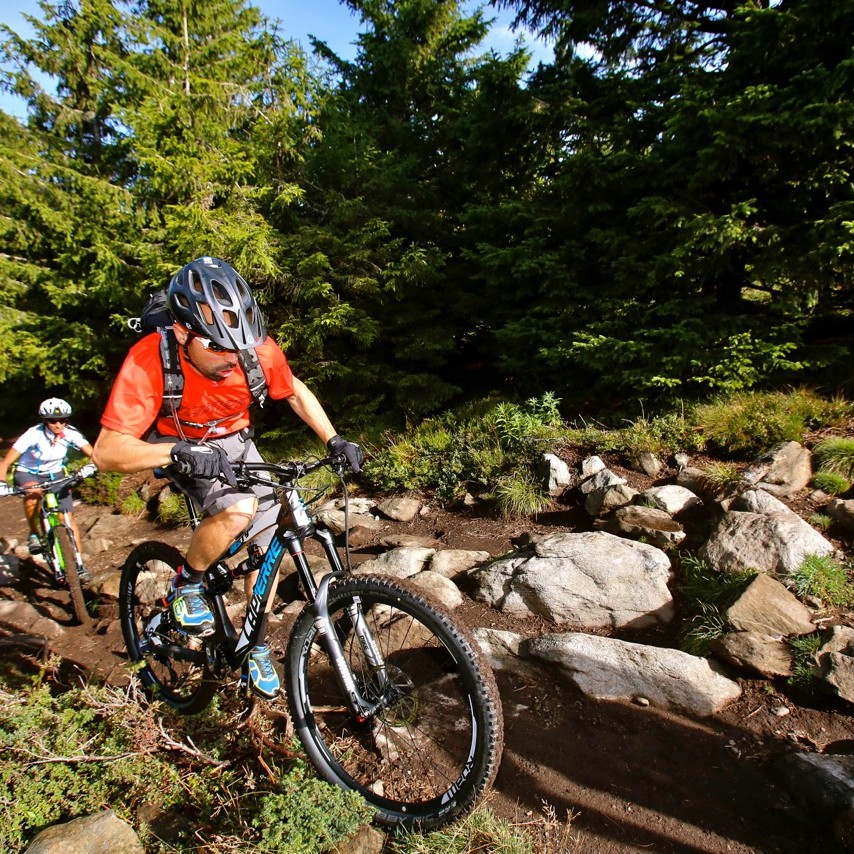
[157,719,231,768]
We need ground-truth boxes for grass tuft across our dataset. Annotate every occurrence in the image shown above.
[789,553,854,606]
[813,437,854,481]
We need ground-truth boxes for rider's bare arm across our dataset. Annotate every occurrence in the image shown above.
[92,427,175,474]
[284,377,338,446]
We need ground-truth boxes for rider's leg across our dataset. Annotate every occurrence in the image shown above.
[171,497,257,637]
[22,493,42,553]
[22,494,40,534]
[186,496,258,569]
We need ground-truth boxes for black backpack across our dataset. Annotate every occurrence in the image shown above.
[127,290,269,419]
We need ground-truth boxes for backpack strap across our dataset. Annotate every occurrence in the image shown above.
[158,328,185,419]
[237,348,268,408]
[157,328,268,419]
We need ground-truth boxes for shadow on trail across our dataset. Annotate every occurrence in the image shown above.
[494,673,843,854]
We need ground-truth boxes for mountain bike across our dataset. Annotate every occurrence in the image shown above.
[118,453,504,829]
[0,463,98,625]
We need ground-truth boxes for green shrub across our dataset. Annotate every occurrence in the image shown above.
[690,388,851,458]
[0,680,185,851]
[253,760,372,852]
[788,632,824,691]
[120,491,147,517]
[365,394,563,503]
[701,462,743,492]
[391,805,538,853]
[810,470,850,496]
[789,553,854,606]
[76,470,124,506]
[157,491,193,526]
[494,472,551,520]
[809,513,833,531]
[676,555,755,656]
[813,437,854,481]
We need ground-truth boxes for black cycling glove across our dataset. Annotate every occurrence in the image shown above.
[326,434,365,474]
[170,441,237,486]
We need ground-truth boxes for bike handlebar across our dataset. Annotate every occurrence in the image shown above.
[157,453,350,489]
[0,464,98,497]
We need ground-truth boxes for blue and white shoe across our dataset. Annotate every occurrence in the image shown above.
[169,577,215,637]
[28,533,42,555]
[248,643,281,699]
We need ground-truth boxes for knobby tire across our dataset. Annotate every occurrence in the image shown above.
[53,526,89,626]
[119,541,216,714]
[286,574,504,830]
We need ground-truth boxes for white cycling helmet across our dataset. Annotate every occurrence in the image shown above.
[39,397,73,419]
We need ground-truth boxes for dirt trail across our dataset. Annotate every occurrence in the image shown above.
[0,493,851,853]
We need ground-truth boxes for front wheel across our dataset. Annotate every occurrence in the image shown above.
[52,526,89,626]
[119,541,217,714]
[286,575,504,830]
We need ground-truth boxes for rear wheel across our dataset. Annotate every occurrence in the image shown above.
[119,541,217,714]
[53,526,89,626]
[286,575,504,830]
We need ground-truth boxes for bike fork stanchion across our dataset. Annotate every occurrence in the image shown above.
[309,572,389,722]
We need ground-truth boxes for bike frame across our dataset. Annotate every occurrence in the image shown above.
[171,461,392,718]
[24,476,85,577]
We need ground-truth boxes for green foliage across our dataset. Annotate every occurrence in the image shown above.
[789,553,854,607]
[157,491,192,526]
[120,492,147,517]
[813,438,854,482]
[676,555,755,656]
[690,389,851,458]
[494,473,551,520]
[253,760,372,853]
[809,513,833,532]
[390,805,548,853]
[0,679,184,851]
[76,471,124,507]
[810,471,850,497]
[364,394,562,504]
[0,669,375,853]
[701,462,743,493]
[787,633,824,692]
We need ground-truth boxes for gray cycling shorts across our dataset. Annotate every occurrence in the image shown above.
[14,470,74,513]
[150,430,280,547]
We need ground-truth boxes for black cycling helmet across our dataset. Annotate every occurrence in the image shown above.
[167,256,267,350]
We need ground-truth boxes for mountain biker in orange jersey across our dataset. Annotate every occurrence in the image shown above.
[92,256,364,698]
[0,398,95,578]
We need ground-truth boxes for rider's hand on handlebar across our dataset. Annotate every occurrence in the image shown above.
[170,441,238,486]
[326,435,365,474]
[78,463,98,479]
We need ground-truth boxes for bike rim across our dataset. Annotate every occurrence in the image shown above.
[294,587,488,822]
[124,549,210,706]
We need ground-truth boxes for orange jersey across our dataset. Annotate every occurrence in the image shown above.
[101,333,295,440]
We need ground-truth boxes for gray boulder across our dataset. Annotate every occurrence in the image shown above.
[524,632,741,716]
[470,532,674,629]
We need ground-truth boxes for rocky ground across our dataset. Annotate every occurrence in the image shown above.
[1,455,853,853]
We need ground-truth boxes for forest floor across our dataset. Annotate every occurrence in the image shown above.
[1,460,852,853]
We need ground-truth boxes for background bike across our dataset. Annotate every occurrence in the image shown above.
[119,453,504,830]
[0,462,98,625]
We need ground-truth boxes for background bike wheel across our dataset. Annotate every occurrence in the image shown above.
[286,574,504,830]
[52,527,90,626]
[119,541,216,714]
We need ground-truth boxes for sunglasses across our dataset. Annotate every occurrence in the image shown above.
[45,418,69,425]
[191,334,237,354]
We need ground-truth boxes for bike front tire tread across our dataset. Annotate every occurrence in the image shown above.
[286,573,504,830]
